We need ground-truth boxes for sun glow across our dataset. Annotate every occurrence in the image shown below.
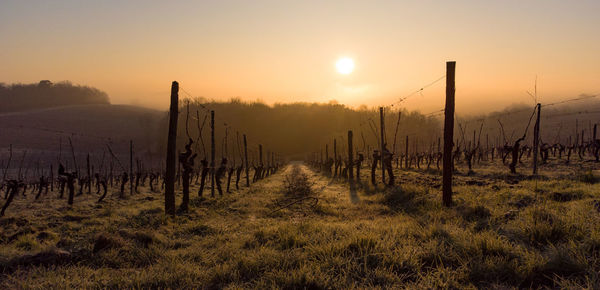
[336,57,355,75]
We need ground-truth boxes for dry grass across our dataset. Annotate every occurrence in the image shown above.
[1,160,600,288]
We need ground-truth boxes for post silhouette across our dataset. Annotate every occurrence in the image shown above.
[405,136,409,169]
[379,107,386,184]
[348,130,354,181]
[243,134,249,187]
[68,137,78,177]
[333,138,337,177]
[50,164,54,192]
[164,81,178,215]
[86,153,91,194]
[442,61,455,207]
[210,110,215,197]
[259,144,263,167]
[129,140,133,195]
[532,103,541,175]
[392,111,401,155]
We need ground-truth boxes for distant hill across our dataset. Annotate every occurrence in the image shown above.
[0,80,110,113]
[0,104,165,170]
[457,96,600,146]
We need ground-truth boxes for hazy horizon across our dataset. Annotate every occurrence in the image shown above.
[3,2,600,288]
[2,0,599,114]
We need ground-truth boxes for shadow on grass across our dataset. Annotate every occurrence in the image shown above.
[349,181,360,204]
[377,185,434,216]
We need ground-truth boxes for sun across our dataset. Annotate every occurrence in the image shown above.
[336,57,355,75]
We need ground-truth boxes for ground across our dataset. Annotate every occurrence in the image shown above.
[1,159,600,289]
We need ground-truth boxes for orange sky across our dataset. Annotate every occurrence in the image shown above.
[1,0,599,114]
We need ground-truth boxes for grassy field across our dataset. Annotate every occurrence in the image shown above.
[1,160,600,289]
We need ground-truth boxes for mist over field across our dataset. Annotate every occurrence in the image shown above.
[2,1,600,288]
[2,80,598,162]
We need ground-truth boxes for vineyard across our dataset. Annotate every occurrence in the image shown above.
[1,63,600,288]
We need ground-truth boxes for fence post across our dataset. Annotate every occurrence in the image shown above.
[87,153,91,194]
[243,134,249,187]
[259,144,263,168]
[333,138,337,177]
[442,61,456,207]
[68,137,78,178]
[348,130,354,181]
[164,81,178,215]
[130,140,134,195]
[210,110,215,197]
[532,103,541,175]
[405,135,409,168]
[393,111,401,155]
[379,107,386,184]
[50,164,54,191]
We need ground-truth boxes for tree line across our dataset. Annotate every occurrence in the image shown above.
[165,98,441,159]
[0,80,109,113]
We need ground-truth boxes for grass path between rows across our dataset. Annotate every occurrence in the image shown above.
[2,162,600,288]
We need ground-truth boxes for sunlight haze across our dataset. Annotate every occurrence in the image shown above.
[1,0,599,113]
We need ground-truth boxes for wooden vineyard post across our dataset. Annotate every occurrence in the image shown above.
[348,130,354,181]
[258,144,263,180]
[379,107,386,184]
[333,138,337,177]
[576,119,579,149]
[50,164,54,192]
[164,81,178,215]
[86,153,91,194]
[243,134,249,187]
[415,138,418,168]
[393,111,401,156]
[2,144,12,181]
[442,61,456,207]
[405,136,409,169]
[592,124,600,162]
[130,140,134,195]
[532,103,541,175]
[259,144,263,168]
[210,110,215,197]
[68,137,78,177]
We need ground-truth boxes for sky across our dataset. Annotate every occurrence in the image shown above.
[1,0,599,114]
